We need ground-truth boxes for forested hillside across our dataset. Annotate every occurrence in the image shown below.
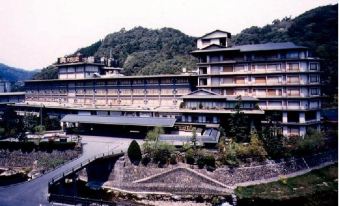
[81,27,197,75]
[233,4,338,105]
[0,63,36,82]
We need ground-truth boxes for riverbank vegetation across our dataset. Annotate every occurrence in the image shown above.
[235,163,338,206]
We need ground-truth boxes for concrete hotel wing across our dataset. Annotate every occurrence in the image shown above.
[191,30,322,136]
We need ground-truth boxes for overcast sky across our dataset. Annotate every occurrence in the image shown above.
[0,0,336,70]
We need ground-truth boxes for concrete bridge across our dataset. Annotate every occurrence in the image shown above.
[0,136,137,206]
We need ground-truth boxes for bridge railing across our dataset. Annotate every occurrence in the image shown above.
[48,150,122,186]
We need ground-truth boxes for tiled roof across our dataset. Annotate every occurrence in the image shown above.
[232,42,307,52]
[192,42,307,53]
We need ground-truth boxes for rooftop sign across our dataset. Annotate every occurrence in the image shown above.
[58,56,82,64]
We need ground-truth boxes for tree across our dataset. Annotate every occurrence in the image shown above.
[294,128,325,156]
[228,96,250,142]
[146,126,164,141]
[185,148,195,165]
[1,107,24,138]
[23,114,39,133]
[153,142,175,166]
[248,132,267,161]
[127,140,142,164]
[191,127,198,150]
[261,113,285,159]
[222,141,239,167]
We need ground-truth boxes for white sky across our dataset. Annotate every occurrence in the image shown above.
[0,0,337,70]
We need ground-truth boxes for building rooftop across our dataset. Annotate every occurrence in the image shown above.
[0,92,25,96]
[24,73,196,83]
[233,42,307,52]
[61,114,176,127]
[181,89,258,101]
[198,29,231,39]
[191,42,307,54]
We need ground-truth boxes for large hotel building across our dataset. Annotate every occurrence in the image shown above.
[11,30,322,141]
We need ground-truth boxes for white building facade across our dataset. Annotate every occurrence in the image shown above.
[192,30,322,137]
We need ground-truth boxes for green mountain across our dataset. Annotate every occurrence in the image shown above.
[0,63,37,82]
[80,27,197,75]
[32,65,58,80]
[233,4,338,105]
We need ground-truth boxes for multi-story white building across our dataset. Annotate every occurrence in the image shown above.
[192,30,322,137]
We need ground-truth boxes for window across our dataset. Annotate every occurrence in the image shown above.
[310,88,319,95]
[287,63,299,71]
[67,67,75,73]
[287,76,299,83]
[223,65,233,72]
[220,38,226,46]
[268,89,277,96]
[267,76,281,84]
[199,78,208,86]
[202,39,210,44]
[225,89,234,95]
[267,64,280,71]
[222,77,233,84]
[268,101,282,107]
[235,77,245,84]
[288,88,300,96]
[255,77,266,84]
[255,89,266,96]
[286,51,299,59]
[309,75,319,83]
[199,67,208,74]
[210,55,220,62]
[309,63,319,71]
[255,64,266,71]
[59,68,67,73]
[234,65,245,72]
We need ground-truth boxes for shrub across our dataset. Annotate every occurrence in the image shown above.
[153,142,174,166]
[141,155,151,166]
[211,196,220,206]
[296,129,325,155]
[221,142,239,167]
[204,154,216,168]
[169,154,177,165]
[146,127,164,141]
[197,157,205,169]
[34,125,45,135]
[185,148,195,165]
[248,133,267,161]
[127,140,142,164]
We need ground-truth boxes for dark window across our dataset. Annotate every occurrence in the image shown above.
[202,39,210,44]
[220,38,226,46]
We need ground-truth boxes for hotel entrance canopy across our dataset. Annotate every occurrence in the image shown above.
[61,114,176,127]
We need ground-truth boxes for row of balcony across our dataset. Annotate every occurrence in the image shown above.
[259,105,320,110]
[202,82,321,87]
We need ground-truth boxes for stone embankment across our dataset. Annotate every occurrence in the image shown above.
[79,151,337,200]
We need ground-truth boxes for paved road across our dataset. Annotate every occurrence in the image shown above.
[0,136,140,206]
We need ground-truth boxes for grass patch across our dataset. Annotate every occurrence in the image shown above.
[235,163,338,200]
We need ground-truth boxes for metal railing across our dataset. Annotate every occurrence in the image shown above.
[48,151,123,186]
